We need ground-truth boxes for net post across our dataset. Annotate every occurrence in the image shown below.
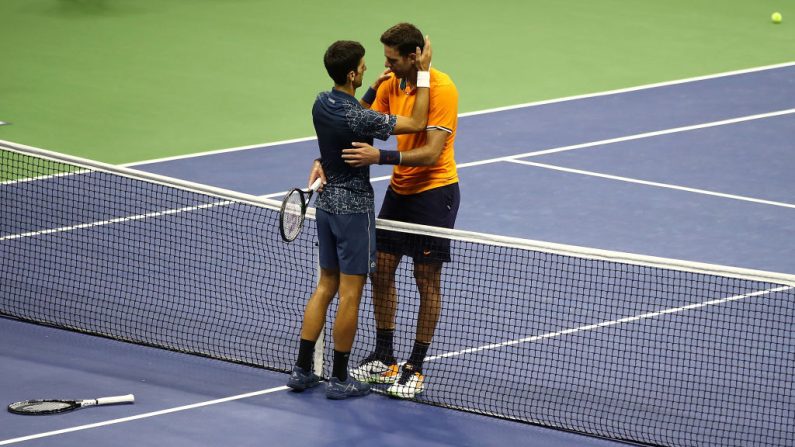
[312,251,325,378]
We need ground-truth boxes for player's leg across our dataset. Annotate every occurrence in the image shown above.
[388,183,459,398]
[372,250,401,331]
[288,208,339,391]
[301,268,341,341]
[325,211,374,399]
[288,267,339,391]
[414,261,443,344]
[326,272,370,399]
[386,261,441,399]
[332,273,366,362]
[349,250,402,383]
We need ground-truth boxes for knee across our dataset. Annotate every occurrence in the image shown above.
[337,290,363,309]
[413,266,438,284]
[370,268,393,291]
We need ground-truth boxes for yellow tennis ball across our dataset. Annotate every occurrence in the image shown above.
[771,12,782,24]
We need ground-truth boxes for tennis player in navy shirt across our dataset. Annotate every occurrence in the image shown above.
[287,38,432,399]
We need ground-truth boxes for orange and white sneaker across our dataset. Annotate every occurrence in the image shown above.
[386,364,424,399]
[349,355,399,384]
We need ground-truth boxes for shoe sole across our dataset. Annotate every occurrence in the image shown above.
[386,388,423,399]
[326,388,371,400]
[287,380,321,392]
[326,391,369,400]
[350,364,399,384]
[349,372,398,384]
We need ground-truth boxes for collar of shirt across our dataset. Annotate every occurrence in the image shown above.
[329,88,359,103]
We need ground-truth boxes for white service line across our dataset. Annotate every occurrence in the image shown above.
[125,61,795,166]
[0,201,234,242]
[427,285,793,362]
[0,386,289,445]
[253,107,795,200]
[507,159,795,209]
[456,108,795,170]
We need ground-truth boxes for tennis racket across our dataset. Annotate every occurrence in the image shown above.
[279,178,322,242]
[8,394,135,415]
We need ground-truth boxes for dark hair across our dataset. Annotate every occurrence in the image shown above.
[323,40,365,85]
[380,23,424,57]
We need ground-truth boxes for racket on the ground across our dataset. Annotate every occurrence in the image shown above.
[8,394,135,415]
[279,178,322,242]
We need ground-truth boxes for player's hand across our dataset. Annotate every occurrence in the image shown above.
[371,69,392,90]
[309,159,326,191]
[414,36,432,71]
[342,142,380,167]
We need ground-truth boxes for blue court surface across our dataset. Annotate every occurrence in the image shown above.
[2,63,794,446]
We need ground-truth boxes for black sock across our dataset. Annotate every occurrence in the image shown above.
[332,350,350,381]
[407,341,431,372]
[375,328,395,362]
[296,338,315,371]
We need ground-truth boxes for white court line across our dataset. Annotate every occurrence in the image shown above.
[256,107,795,200]
[0,386,289,445]
[0,200,234,242]
[427,285,793,362]
[124,62,795,166]
[456,108,795,169]
[10,107,791,202]
[4,285,788,444]
[457,61,795,118]
[507,159,795,209]
[249,109,795,199]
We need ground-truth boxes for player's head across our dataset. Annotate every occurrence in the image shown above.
[324,40,366,88]
[380,23,424,78]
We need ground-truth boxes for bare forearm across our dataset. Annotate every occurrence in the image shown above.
[396,143,441,166]
[408,87,429,128]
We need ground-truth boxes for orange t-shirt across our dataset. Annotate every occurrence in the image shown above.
[372,68,458,195]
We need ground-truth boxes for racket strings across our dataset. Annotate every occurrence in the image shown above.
[11,401,75,413]
[281,191,305,240]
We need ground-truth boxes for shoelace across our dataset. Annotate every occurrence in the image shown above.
[396,367,417,385]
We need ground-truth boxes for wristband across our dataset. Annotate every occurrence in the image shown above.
[416,71,430,88]
[362,87,377,104]
[378,150,401,165]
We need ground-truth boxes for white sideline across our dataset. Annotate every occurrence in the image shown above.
[0,386,289,445]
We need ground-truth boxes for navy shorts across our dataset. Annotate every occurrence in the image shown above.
[377,183,460,263]
[316,208,376,275]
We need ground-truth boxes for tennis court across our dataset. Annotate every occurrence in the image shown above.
[2,1,794,446]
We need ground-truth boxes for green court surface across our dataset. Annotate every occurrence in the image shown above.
[1,0,792,164]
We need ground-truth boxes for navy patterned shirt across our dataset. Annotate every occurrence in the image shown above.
[312,89,397,214]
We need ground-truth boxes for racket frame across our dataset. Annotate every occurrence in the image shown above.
[279,178,321,242]
[7,394,135,415]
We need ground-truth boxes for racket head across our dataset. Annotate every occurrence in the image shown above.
[279,188,307,242]
[8,399,80,415]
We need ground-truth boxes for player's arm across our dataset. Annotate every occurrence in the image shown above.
[393,129,446,165]
[359,69,391,109]
[361,37,432,135]
[308,159,326,191]
[342,129,447,167]
[391,37,432,134]
[391,83,429,134]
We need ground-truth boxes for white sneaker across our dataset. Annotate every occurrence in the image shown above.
[386,364,424,399]
[349,355,399,384]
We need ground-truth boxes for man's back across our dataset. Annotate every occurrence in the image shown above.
[312,89,395,214]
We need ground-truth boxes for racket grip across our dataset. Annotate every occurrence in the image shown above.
[309,178,322,192]
[96,394,135,405]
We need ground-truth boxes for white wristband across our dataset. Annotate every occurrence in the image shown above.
[416,71,430,88]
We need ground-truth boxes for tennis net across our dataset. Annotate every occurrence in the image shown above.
[2,141,793,447]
